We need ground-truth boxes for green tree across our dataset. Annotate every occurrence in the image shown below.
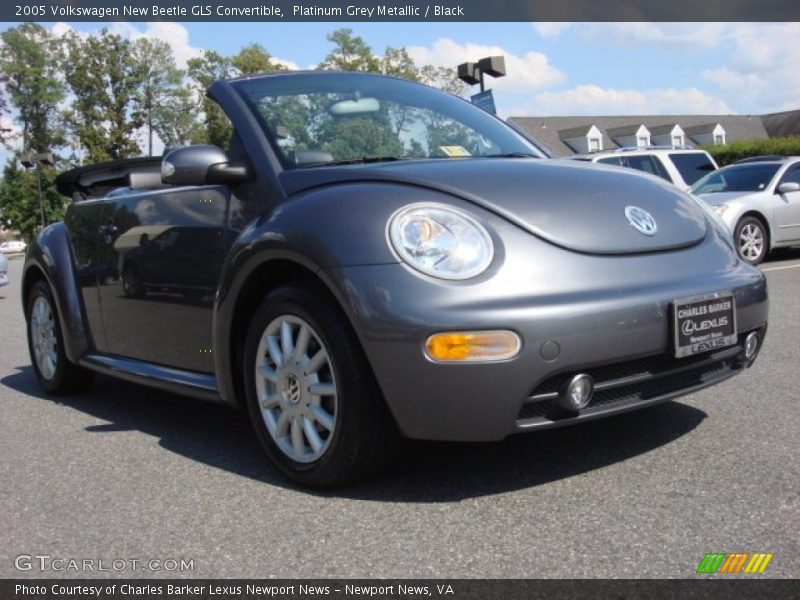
[0,89,12,148]
[380,47,418,80]
[231,43,286,76]
[152,85,205,149]
[0,160,67,241]
[703,136,800,166]
[62,29,145,162]
[0,23,65,153]
[319,28,380,72]
[418,64,466,96]
[132,37,183,156]
[187,50,234,148]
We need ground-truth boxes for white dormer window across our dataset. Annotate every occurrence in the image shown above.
[588,137,601,152]
[637,135,649,148]
[713,134,725,145]
[672,134,684,146]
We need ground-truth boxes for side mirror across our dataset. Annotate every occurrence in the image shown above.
[777,181,800,194]
[161,145,248,186]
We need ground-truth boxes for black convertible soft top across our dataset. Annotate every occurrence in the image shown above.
[55,156,164,200]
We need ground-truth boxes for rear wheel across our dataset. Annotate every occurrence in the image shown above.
[734,216,768,265]
[243,282,398,488]
[26,280,95,394]
[122,267,144,297]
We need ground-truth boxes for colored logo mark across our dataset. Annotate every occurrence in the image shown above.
[696,552,773,574]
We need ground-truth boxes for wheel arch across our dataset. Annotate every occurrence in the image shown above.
[22,224,92,363]
[737,210,772,250]
[22,262,47,308]
[214,253,364,409]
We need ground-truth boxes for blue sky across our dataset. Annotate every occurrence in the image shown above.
[1,21,799,161]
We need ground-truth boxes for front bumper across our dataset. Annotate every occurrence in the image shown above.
[325,228,768,442]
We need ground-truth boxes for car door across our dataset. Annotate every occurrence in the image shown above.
[95,185,231,373]
[63,199,110,351]
[772,164,800,243]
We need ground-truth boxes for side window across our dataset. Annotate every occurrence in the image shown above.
[623,155,673,182]
[650,156,673,182]
[780,166,800,185]
[597,156,624,166]
[669,152,716,185]
[154,229,180,250]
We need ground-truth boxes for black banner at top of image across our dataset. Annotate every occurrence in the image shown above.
[4,0,800,22]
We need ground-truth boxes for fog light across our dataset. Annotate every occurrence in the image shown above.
[424,330,521,362]
[557,373,594,411]
[744,331,759,360]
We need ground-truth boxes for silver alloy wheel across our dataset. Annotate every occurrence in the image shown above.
[738,222,764,262]
[255,314,338,463]
[30,296,57,380]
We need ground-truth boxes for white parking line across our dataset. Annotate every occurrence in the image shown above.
[762,263,800,272]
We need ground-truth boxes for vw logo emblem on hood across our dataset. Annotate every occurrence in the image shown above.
[624,205,658,236]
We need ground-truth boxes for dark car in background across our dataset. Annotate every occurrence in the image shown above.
[23,72,767,487]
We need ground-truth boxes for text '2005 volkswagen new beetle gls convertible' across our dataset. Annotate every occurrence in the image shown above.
[23,72,767,487]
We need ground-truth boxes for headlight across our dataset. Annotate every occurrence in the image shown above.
[689,196,733,248]
[388,203,493,280]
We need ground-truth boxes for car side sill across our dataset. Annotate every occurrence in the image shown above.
[79,354,222,403]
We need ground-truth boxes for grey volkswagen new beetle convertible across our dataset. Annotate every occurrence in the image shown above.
[23,72,768,487]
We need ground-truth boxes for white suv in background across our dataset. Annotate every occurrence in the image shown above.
[569,147,719,191]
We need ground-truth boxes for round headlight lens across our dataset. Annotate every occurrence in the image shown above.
[388,204,493,280]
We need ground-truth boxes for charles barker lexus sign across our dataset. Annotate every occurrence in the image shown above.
[674,292,737,358]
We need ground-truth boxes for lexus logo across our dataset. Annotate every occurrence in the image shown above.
[624,205,658,236]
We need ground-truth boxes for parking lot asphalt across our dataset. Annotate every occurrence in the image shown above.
[0,250,798,579]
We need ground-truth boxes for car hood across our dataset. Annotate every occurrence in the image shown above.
[280,158,708,255]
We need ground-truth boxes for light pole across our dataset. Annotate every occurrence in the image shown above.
[21,151,54,230]
[457,56,506,114]
[458,56,506,92]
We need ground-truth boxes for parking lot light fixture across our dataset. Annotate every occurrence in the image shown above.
[458,56,506,93]
[20,150,53,230]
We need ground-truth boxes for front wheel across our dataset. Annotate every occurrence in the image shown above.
[243,282,398,488]
[734,216,768,265]
[26,280,95,394]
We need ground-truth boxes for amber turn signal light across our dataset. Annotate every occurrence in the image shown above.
[424,330,521,362]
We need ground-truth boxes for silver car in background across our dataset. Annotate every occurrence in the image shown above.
[0,252,8,289]
[0,240,27,254]
[691,155,800,264]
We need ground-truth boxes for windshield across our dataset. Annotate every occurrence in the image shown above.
[690,163,781,194]
[232,72,543,169]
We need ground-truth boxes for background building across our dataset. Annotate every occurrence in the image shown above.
[508,110,800,157]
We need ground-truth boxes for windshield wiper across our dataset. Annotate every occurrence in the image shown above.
[300,156,408,168]
[482,152,541,159]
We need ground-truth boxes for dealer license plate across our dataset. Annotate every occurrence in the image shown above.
[673,291,737,358]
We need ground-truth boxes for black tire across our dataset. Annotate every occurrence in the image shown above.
[243,282,398,488]
[26,280,95,395]
[122,267,144,297]
[734,216,768,265]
